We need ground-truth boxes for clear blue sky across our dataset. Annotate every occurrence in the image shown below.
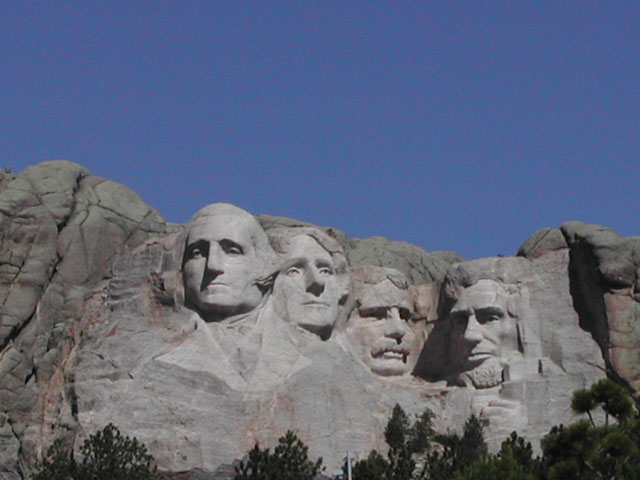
[1,2,638,259]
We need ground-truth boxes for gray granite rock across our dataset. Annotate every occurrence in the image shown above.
[561,221,640,392]
[1,160,637,479]
[517,228,567,258]
[346,236,461,285]
[0,161,176,478]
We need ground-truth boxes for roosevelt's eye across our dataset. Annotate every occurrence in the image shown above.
[399,308,411,321]
[286,267,302,276]
[360,308,388,320]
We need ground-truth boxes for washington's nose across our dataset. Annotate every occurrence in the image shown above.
[462,314,483,345]
[205,248,224,276]
[384,308,406,343]
[305,269,325,297]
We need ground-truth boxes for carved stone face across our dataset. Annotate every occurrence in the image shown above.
[273,235,342,339]
[346,279,422,377]
[448,279,519,387]
[183,209,267,321]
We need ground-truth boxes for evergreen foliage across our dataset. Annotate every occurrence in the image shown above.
[32,424,158,480]
[234,430,323,480]
[351,404,434,480]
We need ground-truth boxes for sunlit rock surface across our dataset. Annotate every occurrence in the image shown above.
[0,161,637,479]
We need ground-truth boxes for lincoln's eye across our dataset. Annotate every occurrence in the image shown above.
[450,312,468,328]
[476,310,504,324]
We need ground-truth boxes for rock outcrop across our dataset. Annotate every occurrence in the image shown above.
[0,161,638,480]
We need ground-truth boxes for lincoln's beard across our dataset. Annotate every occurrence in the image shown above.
[458,357,503,389]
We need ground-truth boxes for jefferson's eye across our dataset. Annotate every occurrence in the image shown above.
[286,267,302,276]
[191,248,202,258]
[318,267,334,276]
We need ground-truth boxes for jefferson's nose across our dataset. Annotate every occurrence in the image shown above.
[384,308,406,343]
[305,268,325,297]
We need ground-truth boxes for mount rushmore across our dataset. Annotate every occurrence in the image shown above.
[1,161,639,479]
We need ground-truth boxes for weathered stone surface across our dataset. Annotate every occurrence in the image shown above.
[517,227,567,258]
[561,221,640,392]
[0,161,637,479]
[346,236,462,285]
[0,161,177,478]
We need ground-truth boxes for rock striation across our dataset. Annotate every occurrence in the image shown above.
[0,161,638,479]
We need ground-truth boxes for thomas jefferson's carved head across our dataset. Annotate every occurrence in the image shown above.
[182,203,275,322]
[269,228,349,339]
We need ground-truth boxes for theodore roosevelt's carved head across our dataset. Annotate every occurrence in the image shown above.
[182,203,275,322]
[346,267,424,377]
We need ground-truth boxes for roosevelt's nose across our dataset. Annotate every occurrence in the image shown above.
[462,314,483,345]
[384,308,406,343]
[305,268,325,297]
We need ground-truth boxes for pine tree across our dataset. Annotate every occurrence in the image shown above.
[234,430,323,480]
[32,424,158,480]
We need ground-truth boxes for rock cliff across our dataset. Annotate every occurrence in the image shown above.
[0,161,637,479]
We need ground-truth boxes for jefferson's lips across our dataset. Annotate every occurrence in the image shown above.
[302,301,329,306]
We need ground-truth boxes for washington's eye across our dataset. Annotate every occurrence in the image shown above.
[185,241,208,260]
[220,239,244,255]
[319,267,333,276]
